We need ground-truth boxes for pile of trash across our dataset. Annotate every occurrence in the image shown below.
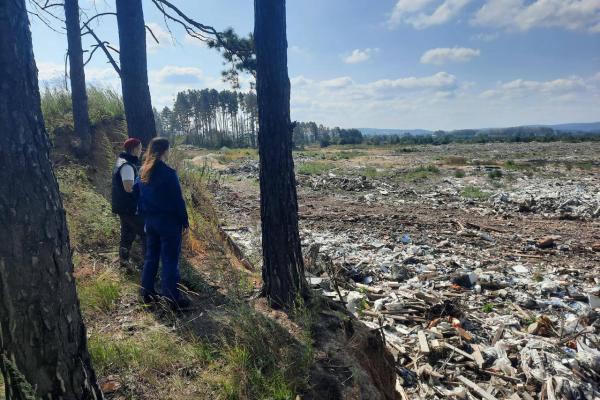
[488,179,600,220]
[302,230,600,399]
[224,160,259,177]
[298,173,377,191]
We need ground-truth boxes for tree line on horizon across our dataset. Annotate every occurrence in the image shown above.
[156,89,365,149]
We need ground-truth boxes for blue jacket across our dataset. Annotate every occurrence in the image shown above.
[136,160,189,229]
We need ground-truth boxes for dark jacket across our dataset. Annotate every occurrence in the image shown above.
[111,152,140,215]
[136,160,189,230]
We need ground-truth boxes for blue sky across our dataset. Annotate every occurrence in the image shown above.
[31,0,600,130]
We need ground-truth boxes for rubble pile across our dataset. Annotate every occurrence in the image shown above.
[298,173,377,191]
[303,231,600,399]
[489,179,600,220]
[224,160,259,177]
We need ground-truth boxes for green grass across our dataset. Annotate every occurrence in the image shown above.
[392,147,418,154]
[487,169,503,180]
[454,170,466,178]
[361,166,381,179]
[78,270,122,313]
[403,165,440,182]
[56,165,119,250]
[296,161,335,175]
[461,185,490,200]
[41,85,124,134]
[88,328,214,376]
[482,303,494,313]
[444,156,468,166]
[327,150,367,160]
[215,148,258,164]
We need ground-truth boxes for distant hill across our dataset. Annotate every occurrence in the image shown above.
[547,122,600,132]
[359,128,432,137]
[359,122,600,137]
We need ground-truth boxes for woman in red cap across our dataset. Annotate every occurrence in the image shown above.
[111,137,145,268]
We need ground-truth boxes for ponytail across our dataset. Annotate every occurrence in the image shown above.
[140,137,170,184]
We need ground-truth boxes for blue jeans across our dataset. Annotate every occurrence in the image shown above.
[141,217,183,300]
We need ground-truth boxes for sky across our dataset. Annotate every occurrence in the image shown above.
[31,0,600,130]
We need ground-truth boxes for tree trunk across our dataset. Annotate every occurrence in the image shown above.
[0,1,103,399]
[115,0,156,147]
[254,0,308,308]
[64,0,92,156]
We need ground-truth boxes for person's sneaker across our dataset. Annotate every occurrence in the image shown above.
[167,295,193,311]
[141,292,160,305]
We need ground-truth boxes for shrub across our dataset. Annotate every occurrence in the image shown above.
[461,185,490,200]
[487,169,503,180]
[454,170,466,178]
[296,161,334,175]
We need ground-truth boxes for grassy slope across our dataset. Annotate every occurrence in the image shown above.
[51,130,315,399]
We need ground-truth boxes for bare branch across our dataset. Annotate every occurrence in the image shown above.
[80,12,116,30]
[83,43,103,66]
[145,24,160,45]
[81,22,121,76]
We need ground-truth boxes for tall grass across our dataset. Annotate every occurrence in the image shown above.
[41,85,124,133]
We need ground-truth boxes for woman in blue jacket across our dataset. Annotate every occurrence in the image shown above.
[137,137,190,308]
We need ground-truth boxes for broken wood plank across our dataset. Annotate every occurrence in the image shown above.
[418,331,430,354]
[471,344,485,369]
[492,324,505,345]
[443,342,475,361]
[511,303,531,320]
[456,375,498,400]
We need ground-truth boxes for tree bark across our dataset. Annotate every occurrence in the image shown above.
[0,1,103,398]
[65,0,92,156]
[115,0,156,147]
[254,0,308,308]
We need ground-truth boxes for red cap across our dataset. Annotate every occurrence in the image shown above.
[123,138,141,151]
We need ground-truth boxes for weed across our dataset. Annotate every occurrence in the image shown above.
[532,271,544,282]
[328,150,367,160]
[575,161,593,171]
[445,156,468,166]
[296,161,335,175]
[461,185,490,200]
[41,85,124,133]
[56,165,119,250]
[393,147,417,154]
[487,169,503,180]
[403,165,440,181]
[454,170,466,178]
[216,148,258,164]
[78,270,122,313]
[482,303,494,313]
[361,166,380,179]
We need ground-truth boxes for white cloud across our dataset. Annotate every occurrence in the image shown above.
[343,48,379,64]
[480,75,590,99]
[151,66,204,85]
[146,22,175,52]
[387,0,472,29]
[420,47,480,65]
[471,32,500,41]
[37,61,64,81]
[37,61,119,88]
[472,0,600,33]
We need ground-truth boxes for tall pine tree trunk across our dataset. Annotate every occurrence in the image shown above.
[0,1,103,398]
[65,0,92,156]
[115,0,156,147]
[254,0,308,307]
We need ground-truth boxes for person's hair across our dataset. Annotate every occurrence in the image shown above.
[123,138,141,153]
[140,137,170,184]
